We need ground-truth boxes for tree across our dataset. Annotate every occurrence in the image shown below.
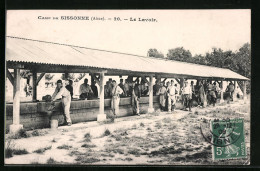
[191,54,207,65]
[45,74,54,81]
[147,48,164,58]
[231,43,251,78]
[205,48,234,68]
[75,73,86,82]
[20,70,32,84]
[166,47,192,62]
[61,73,75,80]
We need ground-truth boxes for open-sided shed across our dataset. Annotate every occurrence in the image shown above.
[6,36,249,133]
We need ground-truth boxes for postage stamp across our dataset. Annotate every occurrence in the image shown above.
[210,118,247,160]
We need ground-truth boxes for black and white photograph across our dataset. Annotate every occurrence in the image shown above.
[5,10,251,165]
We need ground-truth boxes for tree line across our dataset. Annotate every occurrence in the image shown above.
[147,43,251,79]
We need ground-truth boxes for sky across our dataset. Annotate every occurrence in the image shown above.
[6,10,250,56]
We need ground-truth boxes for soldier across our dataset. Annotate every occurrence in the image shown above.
[207,82,217,106]
[167,80,176,112]
[52,80,72,126]
[111,80,124,117]
[197,80,205,107]
[158,82,167,111]
[226,82,235,102]
[79,78,93,99]
[130,81,141,115]
[118,79,126,96]
[65,79,73,98]
[181,80,192,111]
[124,79,130,96]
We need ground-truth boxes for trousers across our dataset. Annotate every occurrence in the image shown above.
[159,94,166,110]
[132,96,140,114]
[182,94,191,110]
[111,96,120,115]
[168,95,176,111]
[61,95,72,123]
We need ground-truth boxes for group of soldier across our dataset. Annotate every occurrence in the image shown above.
[153,79,236,112]
[50,76,236,126]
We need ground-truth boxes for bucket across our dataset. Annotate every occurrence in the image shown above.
[50,119,58,129]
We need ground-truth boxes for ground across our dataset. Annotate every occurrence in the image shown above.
[5,99,250,165]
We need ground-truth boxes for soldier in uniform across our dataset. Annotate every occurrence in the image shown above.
[52,80,72,126]
[111,80,123,117]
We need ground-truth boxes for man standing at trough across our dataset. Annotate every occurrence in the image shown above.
[79,78,94,99]
[111,80,123,117]
[130,81,141,116]
[52,80,72,126]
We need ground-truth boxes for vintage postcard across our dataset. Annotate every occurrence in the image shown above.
[5,10,250,165]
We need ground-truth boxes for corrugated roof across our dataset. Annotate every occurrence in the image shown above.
[6,36,249,80]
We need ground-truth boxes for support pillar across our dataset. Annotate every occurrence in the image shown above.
[156,75,161,83]
[32,72,37,101]
[64,73,69,80]
[9,69,23,134]
[243,81,247,101]
[233,81,238,102]
[180,78,184,89]
[220,80,224,103]
[148,75,154,113]
[97,72,106,121]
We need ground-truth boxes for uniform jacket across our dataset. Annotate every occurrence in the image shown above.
[130,85,141,99]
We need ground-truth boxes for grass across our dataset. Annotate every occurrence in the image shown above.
[57,144,72,150]
[5,140,15,158]
[103,118,115,124]
[75,156,100,164]
[5,140,29,158]
[46,157,58,164]
[162,117,172,123]
[111,134,122,141]
[5,148,29,158]
[84,133,91,142]
[128,148,141,156]
[34,146,52,154]
[81,144,97,148]
[103,128,111,136]
[31,130,40,136]
[10,129,30,139]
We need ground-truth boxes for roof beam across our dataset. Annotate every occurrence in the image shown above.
[90,73,101,86]
[141,76,150,84]
[36,73,45,86]
[6,62,248,81]
[6,68,14,86]
[175,79,180,84]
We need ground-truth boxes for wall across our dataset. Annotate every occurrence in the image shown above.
[6,96,169,131]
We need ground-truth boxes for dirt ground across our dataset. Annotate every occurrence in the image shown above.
[5,99,250,165]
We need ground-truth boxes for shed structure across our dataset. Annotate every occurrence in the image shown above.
[6,36,249,133]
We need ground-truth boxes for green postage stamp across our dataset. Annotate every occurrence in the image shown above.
[211,118,247,160]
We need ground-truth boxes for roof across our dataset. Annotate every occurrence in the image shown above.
[6,36,249,81]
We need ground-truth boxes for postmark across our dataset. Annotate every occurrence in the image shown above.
[200,118,247,160]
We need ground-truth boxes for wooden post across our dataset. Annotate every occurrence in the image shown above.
[9,69,23,133]
[220,80,224,103]
[233,81,238,102]
[148,75,154,113]
[156,75,161,83]
[243,81,247,101]
[97,72,106,121]
[64,73,69,80]
[180,78,184,89]
[32,72,37,101]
